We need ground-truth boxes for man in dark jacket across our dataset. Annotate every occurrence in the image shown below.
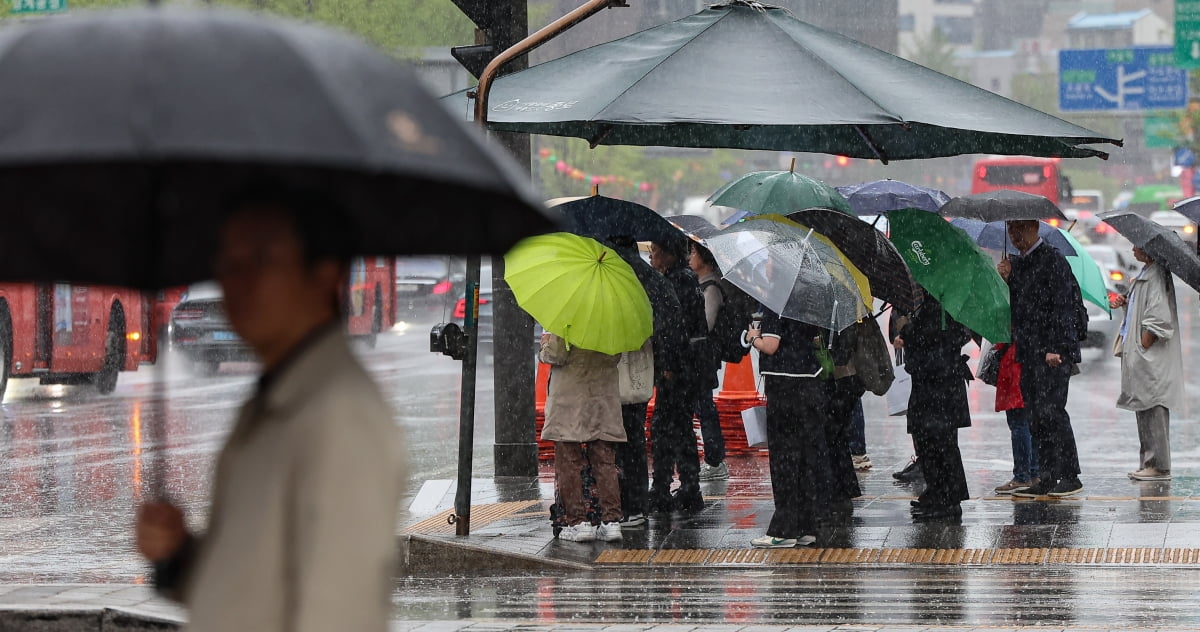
[607,238,686,526]
[999,220,1084,498]
[648,237,708,514]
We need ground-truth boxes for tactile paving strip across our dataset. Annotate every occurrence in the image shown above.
[404,500,544,535]
[594,547,1200,567]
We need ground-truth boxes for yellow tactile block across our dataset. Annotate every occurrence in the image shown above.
[594,546,1200,566]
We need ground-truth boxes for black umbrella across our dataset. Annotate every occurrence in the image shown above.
[1099,212,1200,292]
[0,7,552,289]
[787,207,921,314]
[555,195,679,244]
[939,190,1067,223]
[453,2,1120,160]
[666,214,721,242]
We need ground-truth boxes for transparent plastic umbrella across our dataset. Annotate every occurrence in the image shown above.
[704,217,871,332]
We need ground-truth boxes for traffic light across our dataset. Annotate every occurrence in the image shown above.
[450,1,525,78]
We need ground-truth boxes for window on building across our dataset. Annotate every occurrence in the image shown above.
[933,16,975,45]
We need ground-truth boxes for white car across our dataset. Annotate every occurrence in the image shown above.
[1150,210,1197,247]
[1084,244,1138,295]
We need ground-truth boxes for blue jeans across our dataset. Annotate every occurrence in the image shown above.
[849,399,866,455]
[1006,408,1040,482]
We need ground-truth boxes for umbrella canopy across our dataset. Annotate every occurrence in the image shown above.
[940,190,1067,223]
[0,7,551,289]
[888,209,1011,342]
[1059,228,1111,316]
[949,218,1077,256]
[453,2,1119,160]
[704,216,870,332]
[504,232,652,354]
[787,207,921,313]
[1172,195,1200,223]
[709,169,853,216]
[666,214,721,242]
[951,218,1110,315]
[1099,212,1200,293]
[555,195,679,244]
[836,180,951,216]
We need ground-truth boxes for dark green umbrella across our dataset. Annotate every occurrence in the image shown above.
[709,166,853,216]
[888,209,1011,342]
[452,1,1120,160]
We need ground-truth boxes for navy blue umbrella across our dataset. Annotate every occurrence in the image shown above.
[836,180,950,216]
[557,195,680,244]
[950,218,1077,256]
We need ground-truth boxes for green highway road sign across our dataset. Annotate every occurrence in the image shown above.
[1177,0,1200,68]
[9,0,65,14]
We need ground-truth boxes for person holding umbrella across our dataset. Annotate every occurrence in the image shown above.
[1000,220,1085,499]
[136,193,406,632]
[746,310,833,547]
[1110,246,1183,481]
[892,290,974,520]
[648,236,708,514]
[690,241,729,481]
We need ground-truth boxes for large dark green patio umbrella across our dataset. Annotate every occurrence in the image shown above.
[453,1,1120,161]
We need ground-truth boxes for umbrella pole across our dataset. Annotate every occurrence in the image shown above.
[451,255,482,536]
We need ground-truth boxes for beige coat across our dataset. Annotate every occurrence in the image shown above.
[539,334,626,443]
[1116,263,1184,413]
[184,328,406,632]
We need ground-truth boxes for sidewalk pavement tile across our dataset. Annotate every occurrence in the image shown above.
[1108,523,1167,548]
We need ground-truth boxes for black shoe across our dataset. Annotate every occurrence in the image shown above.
[1012,478,1056,498]
[672,491,704,514]
[647,493,674,515]
[1047,477,1083,498]
[912,504,962,520]
[893,459,923,482]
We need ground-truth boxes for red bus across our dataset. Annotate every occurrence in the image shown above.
[0,283,154,399]
[971,156,1073,204]
[344,257,396,346]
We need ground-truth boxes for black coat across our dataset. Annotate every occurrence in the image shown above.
[1008,243,1083,366]
[611,246,688,381]
[660,261,709,388]
[898,296,973,433]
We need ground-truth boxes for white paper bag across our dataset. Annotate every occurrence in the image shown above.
[741,405,769,448]
[886,359,912,417]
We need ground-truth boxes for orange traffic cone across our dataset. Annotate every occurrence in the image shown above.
[533,361,554,461]
[714,355,766,456]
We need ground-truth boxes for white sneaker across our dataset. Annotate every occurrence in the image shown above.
[619,514,646,528]
[852,454,872,471]
[751,534,797,548]
[596,521,623,542]
[558,522,596,542]
[797,535,817,546]
[699,461,730,480]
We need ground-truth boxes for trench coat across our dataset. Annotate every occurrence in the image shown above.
[898,296,973,434]
[539,334,626,443]
[183,328,406,632]
[1116,263,1184,413]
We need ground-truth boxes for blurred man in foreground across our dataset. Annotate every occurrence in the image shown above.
[136,191,406,632]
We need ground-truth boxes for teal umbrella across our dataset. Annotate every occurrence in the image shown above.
[1059,229,1111,316]
[450,2,1119,160]
[709,165,853,217]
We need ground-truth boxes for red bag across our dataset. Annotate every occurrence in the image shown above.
[994,343,1024,411]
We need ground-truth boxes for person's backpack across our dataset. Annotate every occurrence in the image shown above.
[699,279,758,363]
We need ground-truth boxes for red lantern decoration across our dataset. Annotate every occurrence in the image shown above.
[555,160,568,173]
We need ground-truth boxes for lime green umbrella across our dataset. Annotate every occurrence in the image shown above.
[888,209,1011,343]
[504,232,652,355]
[709,161,853,217]
[1059,228,1111,317]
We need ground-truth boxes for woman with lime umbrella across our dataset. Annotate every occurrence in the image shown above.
[507,233,654,542]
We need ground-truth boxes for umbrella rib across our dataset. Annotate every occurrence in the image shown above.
[853,125,888,164]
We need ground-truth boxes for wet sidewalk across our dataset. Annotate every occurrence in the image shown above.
[401,455,1200,572]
